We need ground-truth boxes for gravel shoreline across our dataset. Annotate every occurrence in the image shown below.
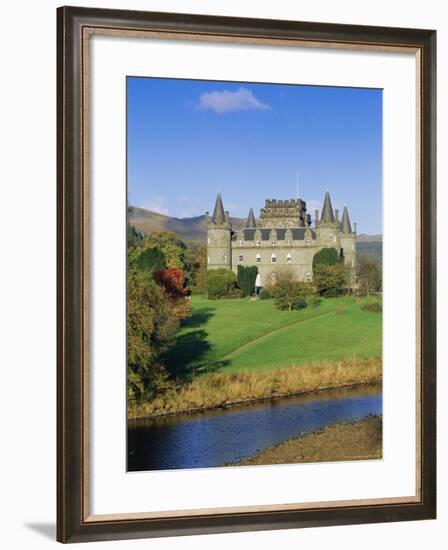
[228,415,382,466]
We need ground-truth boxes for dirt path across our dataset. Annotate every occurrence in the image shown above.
[208,302,358,367]
[230,415,382,466]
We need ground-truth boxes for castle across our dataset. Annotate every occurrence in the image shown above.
[205,191,357,288]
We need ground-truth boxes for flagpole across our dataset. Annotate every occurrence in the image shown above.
[296,171,299,200]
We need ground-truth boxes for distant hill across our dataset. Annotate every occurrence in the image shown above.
[128,206,245,242]
[356,234,382,260]
[128,206,382,258]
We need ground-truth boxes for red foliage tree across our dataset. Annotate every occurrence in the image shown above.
[153,267,191,319]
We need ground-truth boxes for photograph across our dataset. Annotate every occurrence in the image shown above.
[126,77,383,471]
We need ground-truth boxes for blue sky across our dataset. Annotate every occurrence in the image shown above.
[127,77,382,234]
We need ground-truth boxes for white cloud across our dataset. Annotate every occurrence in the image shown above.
[143,195,169,216]
[196,87,270,114]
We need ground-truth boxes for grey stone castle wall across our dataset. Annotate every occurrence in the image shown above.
[206,195,357,288]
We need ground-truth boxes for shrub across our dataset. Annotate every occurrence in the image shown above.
[305,294,322,308]
[362,298,382,312]
[259,289,271,300]
[313,263,348,297]
[206,268,237,299]
[272,279,314,311]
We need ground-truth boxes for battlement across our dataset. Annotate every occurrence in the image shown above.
[264,198,306,208]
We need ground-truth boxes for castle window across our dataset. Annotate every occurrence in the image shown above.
[207,237,210,244]
[256,254,261,263]
[286,253,292,264]
[207,256,210,264]
[223,255,227,262]
[271,254,277,263]
[239,254,244,262]
[333,235,337,242]
[305,272,312,282]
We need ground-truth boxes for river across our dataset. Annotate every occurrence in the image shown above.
[127,384,382,471]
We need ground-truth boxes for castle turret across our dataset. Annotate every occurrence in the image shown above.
[317,191,340,246]
[320,191,335,223]
[339,206,357,276]
[206,193,232,270]
[246,207,256,228]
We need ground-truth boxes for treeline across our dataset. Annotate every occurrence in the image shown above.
[127,226,207,402]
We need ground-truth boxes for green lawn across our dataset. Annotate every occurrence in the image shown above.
[163,295,382,377]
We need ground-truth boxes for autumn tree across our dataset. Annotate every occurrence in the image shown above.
[153,267,191,319]
[127,270,179,401]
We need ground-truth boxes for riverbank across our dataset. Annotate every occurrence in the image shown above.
[128,357,382,420]
[230,415,382,466]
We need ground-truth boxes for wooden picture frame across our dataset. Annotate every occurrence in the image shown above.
[57,5,436,543]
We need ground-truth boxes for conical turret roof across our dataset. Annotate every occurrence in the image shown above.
[320,191,335,223]
[341,206,352,234]
[246,207,256,228]
[212,193,226,224]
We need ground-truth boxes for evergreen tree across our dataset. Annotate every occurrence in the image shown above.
[312,247,340,269]
[237,265,258,297]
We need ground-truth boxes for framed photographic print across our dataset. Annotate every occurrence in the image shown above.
[57,6,436,543]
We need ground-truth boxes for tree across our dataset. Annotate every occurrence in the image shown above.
[313,263,348,297]
[206,268,238,299]
[130,247,166,273]
[272,275,315,311]
[190,244,207,294]
[127,223,144,248]
[127,270,179,400]
[144,231,186,270]
[153,267,191,319]
[357,253,382,295]
[312,247,340,269]
[183,242,207,292]
[237,265,258,297]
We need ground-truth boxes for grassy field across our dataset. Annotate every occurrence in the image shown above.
[164,295,382,378]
